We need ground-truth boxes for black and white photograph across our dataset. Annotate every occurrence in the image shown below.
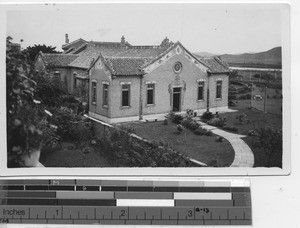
[3,3,290,174]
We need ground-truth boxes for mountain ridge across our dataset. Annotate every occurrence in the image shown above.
[194,47,282,68]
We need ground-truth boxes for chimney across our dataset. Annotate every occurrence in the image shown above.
[65,34,69,44]
[121,35,125,45]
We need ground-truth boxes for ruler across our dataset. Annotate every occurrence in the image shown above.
[0,179,252,225]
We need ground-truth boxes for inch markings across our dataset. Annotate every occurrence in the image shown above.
[0,179,252,225]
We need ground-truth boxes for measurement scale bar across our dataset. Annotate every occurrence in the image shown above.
[116,199,174,207]
[0,179,252,225]
[174,192,232,200]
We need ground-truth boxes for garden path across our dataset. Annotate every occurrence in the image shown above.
[198,121,255,167]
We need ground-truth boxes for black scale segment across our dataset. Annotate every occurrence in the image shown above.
[49,186,75,191]
[127,186,153,192]
[57,199,116,206]
[25,185,49,191]
[76,186,100,191]
[101,186,127,191]
[154,187,179,192]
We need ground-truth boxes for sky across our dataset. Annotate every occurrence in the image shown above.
[6,3,284,54]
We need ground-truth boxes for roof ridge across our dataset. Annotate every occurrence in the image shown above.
[42,53,79,57]
[105,56,149,59]
[71,43,88,54]
[213,56,229,69]
[128,45,162,49]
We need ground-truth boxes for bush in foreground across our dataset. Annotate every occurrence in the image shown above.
[201,111,214,122]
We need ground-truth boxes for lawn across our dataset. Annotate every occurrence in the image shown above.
[220,99,282,167]
[123,121,235,167]
[40,142,111,167]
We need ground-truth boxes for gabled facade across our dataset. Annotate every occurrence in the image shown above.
[34,51,79,94]
[88,41,230,123]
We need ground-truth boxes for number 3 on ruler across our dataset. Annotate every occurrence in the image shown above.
[188,210,193,217]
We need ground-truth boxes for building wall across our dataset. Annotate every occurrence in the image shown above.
[88,47,229,123]
[208,74,229,110]
[34,55,46,71]
[109,76,141,119]
[89,62,112,118]
[141,52,209,116]
[69,68,87,94]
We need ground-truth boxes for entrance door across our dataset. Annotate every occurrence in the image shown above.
[173,87,181,112]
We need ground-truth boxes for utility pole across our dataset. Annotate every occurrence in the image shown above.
[263,84,267,113]
[206,88,210,112]
[250,83,253,109]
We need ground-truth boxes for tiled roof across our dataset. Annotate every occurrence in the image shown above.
[201,56,230,73]
[62,38,87,50]
[104,57,147,76]
[68,42,167,69]
[65,39,229,75]
[69,43,88,54]
[41,53,79,67]
[141,42,210,69]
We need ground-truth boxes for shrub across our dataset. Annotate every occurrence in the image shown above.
[193,127,206,135]
[201,111,214,122]
[181,117,200,131]
[215,136,224,142]
[165,112,183,124]
[228,94,237,100]
[33,71,66,108]
[49,107,93,143]
[257,127,282,167]
[222,126,238,132]
[248,129,257,136]
[61,95,78,103]
[208,117,227,127]
[163,119,168,125]
[99,126,193,167]
[186,109,194,117]
[177,124,184,133]
[205,130,213,136]
[193,127,212,136]
[236,113,249,124]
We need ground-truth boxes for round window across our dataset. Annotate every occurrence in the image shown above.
[173,62,182,73]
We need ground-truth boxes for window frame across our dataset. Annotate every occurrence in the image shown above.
[91,81,97,104]
[121,84,130,107]
[146,83,155,105]
[216,80,223,99]
[197,81,205,101]
[102,84,109,107]
[73,72,77,89]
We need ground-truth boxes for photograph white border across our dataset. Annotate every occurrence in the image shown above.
[0,1,291,177]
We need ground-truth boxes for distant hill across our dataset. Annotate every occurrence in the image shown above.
[194,47,282,68]
[220,47,282,67]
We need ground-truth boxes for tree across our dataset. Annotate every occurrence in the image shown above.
[23,44,61,62]
[33,71,66,107]
[229,70,239,79]
[6,45,52,167]
[6,36,13,44]
[258,128,282,167]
